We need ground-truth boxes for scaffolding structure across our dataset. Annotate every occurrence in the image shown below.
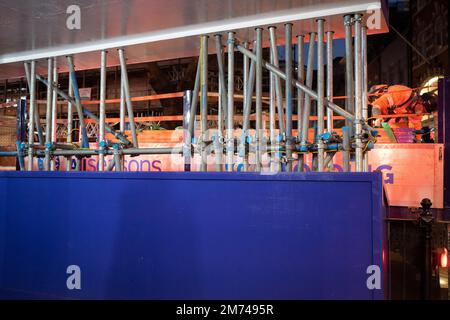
[0,14,377,173]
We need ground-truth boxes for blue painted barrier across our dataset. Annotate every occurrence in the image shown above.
[0,172,385,299]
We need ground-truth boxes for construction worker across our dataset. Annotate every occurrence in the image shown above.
[370,85,430,130]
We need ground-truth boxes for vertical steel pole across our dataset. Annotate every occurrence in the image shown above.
[317,19,325,172]
[227,32,235,172]
[342,126,351,172]
[113,145,122,172]
[326,31,335,171]
[215,74,224,172]
[215,34,227,129]
[66,72,73,171]
[242,44,256,172]
[200,35,209,172]
[300,32,316,169]
[188,58,201,143]
[296,35,305,172]
[24,63,44,146]
[242,42,249,172]
[269,52,276,172]
[344,15,355,133]
[99,50,107,172]
[297,35,305,141]
[268,26,285,135]
[50,58,59,171]
[67,55,89,149]
[354,14,363,172]
[120,82,125,132]
[118,48,139,148]
[183,90,192,172]
[44,58,53,171]
[243,42,249,113]
[326,31,335,134]
[27,61,36,171]
[285,23,293,172]
[362,25,369,172]
[255,28,263,172]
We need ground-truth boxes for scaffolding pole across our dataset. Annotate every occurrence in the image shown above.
[297,34,305,167]
[255,28,263,172]
[354,14,364,172]
[362,24,369,172]
[268,26,285,135]
[26,61,36,171]
[226,32,235,172]
[200,35,209,172]
[242,44,256,172]
[67,55,89,149]
[300,32,316,172]
[326,31,335,171]
[44,58,53,171]
[50,58,59,171]
[285,23,293,172]
[344,15,355,135]
[24,62,44,146]
[66,66,73,171]
[118,48,139,148]
[317,19,325,172]
[99,50,107,172]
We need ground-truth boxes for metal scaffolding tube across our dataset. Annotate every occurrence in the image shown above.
[113,148,122,172]
[342,126,351,172]
[50,58,59,171]
[120,82,126,132]
[215,34,227,127]
[300,32,316,150]
[107,157,116,171]
[215,55,223,172]
[285,23,293,172]
[326,31,335,134]
[317,19,325,172]
[24,62,44,146]
[118,48,139,148]
[99,50,107,172]
[26,61,36,171]
[297,34,305,142]
[67,56,89,148]
[296,34,305,172]
[188,57,201,140]
[269,55,276,172]
[255,28,263,172]
[326,31,335,171]
[226,32,235,172]
[66,67,73,171]
[242,44,256,172]
[44,58,53,171]
[354,14,363,172]
[243,42,249,116]
[268,26,285,134]
[200,35,209,172]
[344,15,355,133]
[362,25,369,172]
[36,147,183,157]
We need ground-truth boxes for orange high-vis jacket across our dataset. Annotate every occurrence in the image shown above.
[372,85,414,115]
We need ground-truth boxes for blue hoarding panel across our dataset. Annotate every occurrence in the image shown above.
[0,172,385,299]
